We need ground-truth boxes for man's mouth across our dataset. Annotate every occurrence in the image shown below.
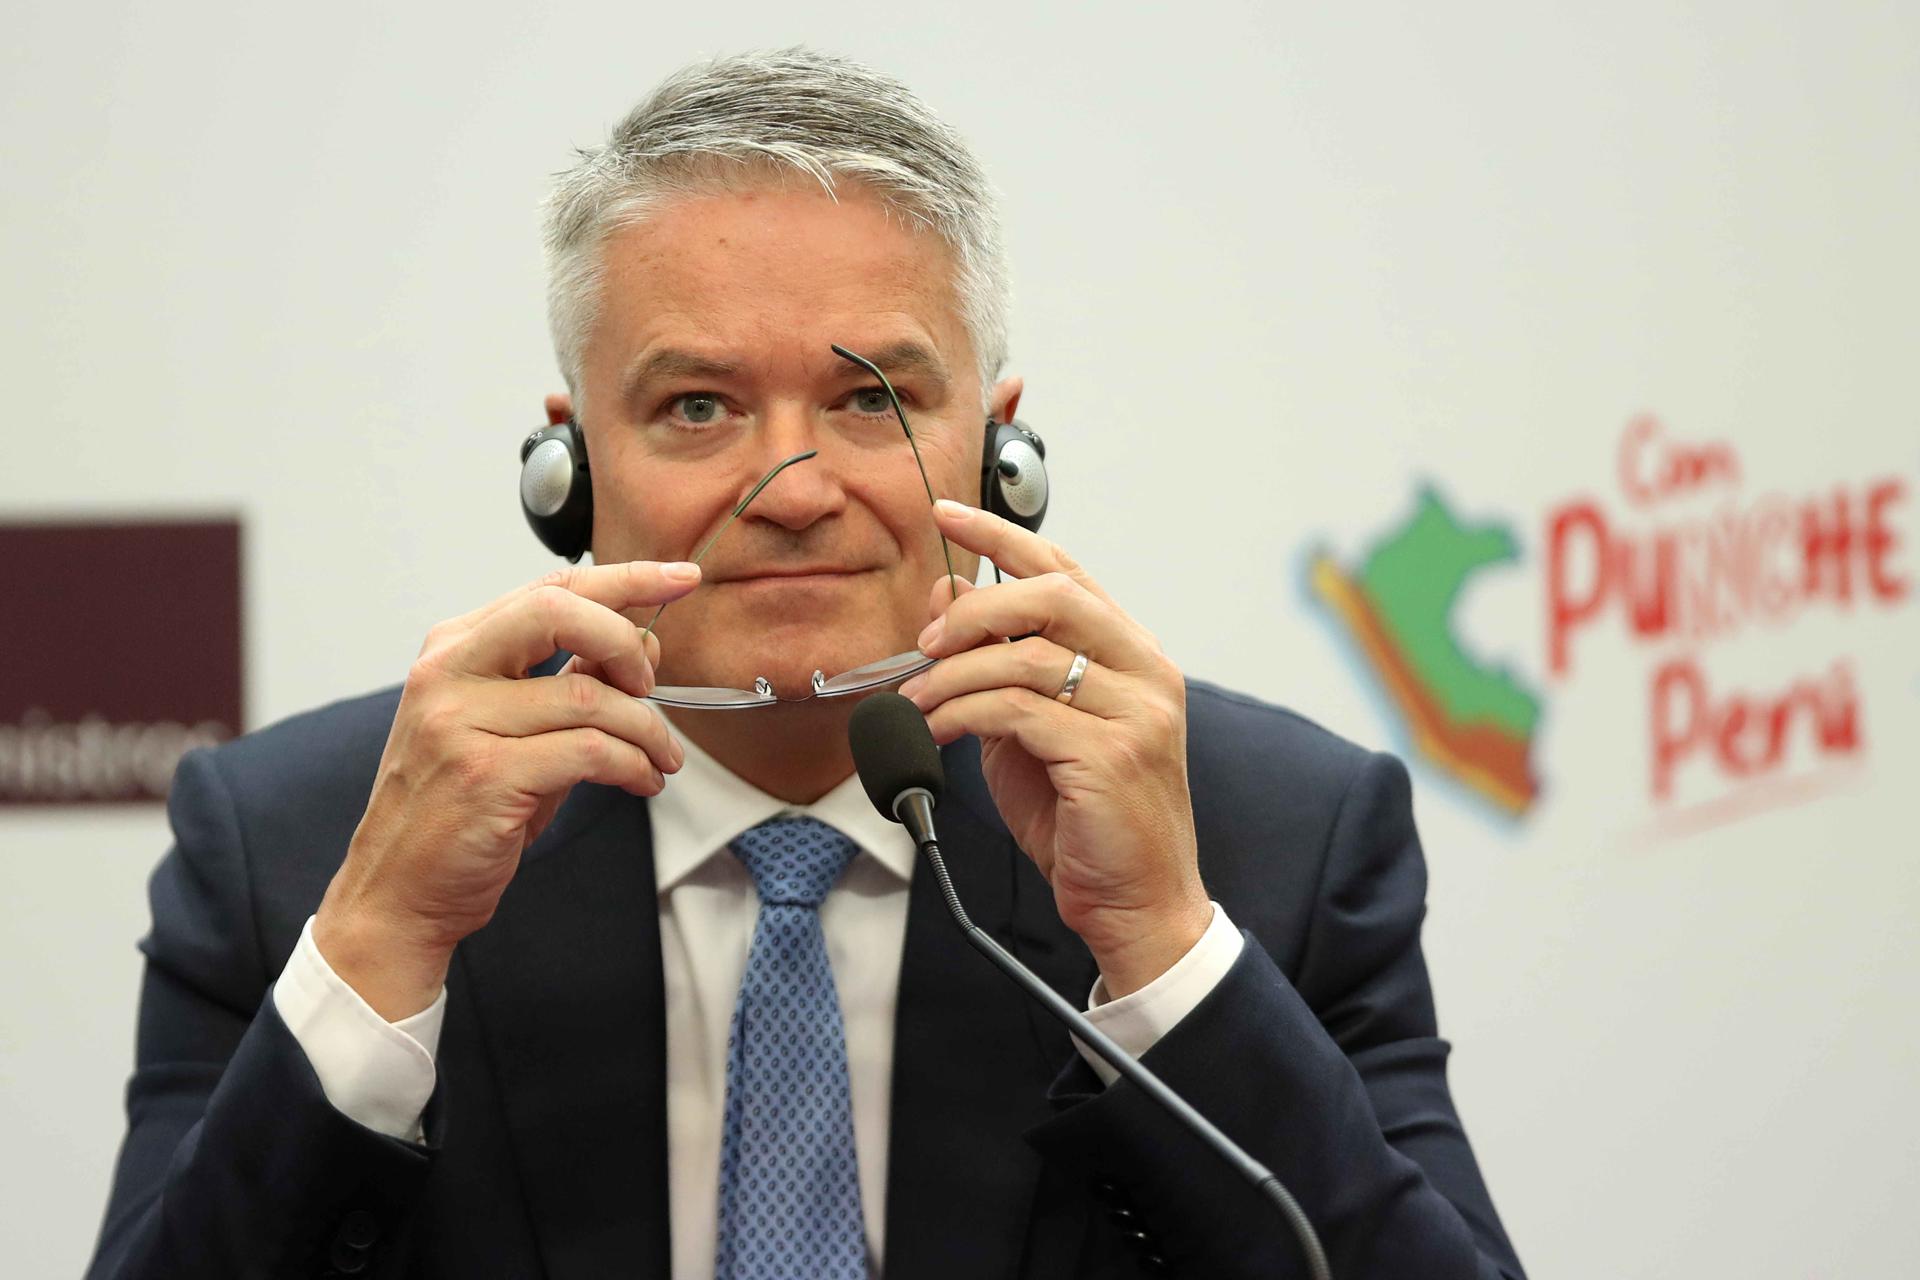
[713,565,871,584]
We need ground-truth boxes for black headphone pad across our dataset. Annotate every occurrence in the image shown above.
[519,419,594,562]
[981,418,1049,533]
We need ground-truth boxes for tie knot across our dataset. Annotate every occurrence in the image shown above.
[730,816,860,909]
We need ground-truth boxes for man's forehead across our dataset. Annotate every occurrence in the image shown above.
[604,186,954,293]
[589,186,974,391]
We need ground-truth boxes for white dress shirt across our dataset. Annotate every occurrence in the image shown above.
[274,730,1244,1279]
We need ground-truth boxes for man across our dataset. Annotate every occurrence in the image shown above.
[88,48,1525,1280]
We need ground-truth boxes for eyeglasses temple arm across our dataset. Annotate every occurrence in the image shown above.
[829,343,960,606]
[638,449,819,641]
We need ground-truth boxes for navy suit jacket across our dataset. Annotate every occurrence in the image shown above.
[87,674,1526,1279]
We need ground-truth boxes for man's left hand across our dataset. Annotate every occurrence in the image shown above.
[898,498,1211,998]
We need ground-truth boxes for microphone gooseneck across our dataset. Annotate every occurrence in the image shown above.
[848,693,1332,1280]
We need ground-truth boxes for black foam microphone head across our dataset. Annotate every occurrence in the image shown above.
[848,692,945,822]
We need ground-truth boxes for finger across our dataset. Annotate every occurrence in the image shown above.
[925,572,978,622]
[556,639,658,698]
[456,583,668,694]
[560,637,664,694]
[564,629,664,679]
[451,559,701,636]
[901,636,1116,719]
[931,500,1119,608]
[471,670,684,775]
[920,685,1091,762]
[504,726,666,798]
[918,573,1157,673]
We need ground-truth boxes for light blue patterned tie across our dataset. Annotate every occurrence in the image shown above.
[714,816,868,1280]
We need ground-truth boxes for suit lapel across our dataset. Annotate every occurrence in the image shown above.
[883,739,1099,1279]
[457,780,670,1279]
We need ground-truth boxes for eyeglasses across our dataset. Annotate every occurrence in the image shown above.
[639,344,960,711]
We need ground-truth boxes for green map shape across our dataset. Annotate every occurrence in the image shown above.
[1355,486,1540,738]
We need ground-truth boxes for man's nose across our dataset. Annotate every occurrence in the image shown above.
[740,402,847,531]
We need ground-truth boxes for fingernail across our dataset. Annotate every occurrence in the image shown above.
[917,617,944,651]
[898,674,926,700]
[663,561,700,582]
[934,499,972,520]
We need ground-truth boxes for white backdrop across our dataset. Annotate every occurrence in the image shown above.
[4,2,1917,1276]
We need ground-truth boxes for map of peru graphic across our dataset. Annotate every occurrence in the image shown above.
[1308,487,1542,814]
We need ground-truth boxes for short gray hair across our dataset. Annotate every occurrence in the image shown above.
[542,48,1011,413]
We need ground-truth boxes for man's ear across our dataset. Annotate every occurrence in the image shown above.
[988,374,1024,424]
[544,392,573,426]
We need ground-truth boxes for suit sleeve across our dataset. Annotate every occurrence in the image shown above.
[86,746,438,1280]
[1026,750,1526,1280]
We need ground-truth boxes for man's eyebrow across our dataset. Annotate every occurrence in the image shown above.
[620,349,745,400]
[837,340,951,392]
[619,341,954,401]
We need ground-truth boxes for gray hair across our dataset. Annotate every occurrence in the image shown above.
[542,47,1011,413]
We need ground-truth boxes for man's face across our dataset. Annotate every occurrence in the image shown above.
[577,181,1009,699]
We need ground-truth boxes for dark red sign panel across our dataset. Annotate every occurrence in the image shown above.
[0,518,242,805]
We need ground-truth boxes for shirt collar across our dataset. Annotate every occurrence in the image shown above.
[647,723,920,895]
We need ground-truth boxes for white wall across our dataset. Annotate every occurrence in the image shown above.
[4,2,1917,1275]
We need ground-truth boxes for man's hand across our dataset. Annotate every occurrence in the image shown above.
[899,500,1210,998]
[313,559,700,1019]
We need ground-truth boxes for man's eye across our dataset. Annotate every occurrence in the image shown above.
[850,388,895,416]
[670,393,724,425]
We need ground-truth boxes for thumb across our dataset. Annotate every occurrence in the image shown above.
[525,790,567,848]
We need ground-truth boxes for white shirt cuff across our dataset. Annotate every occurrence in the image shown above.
[1074,902,1244,1087]
[271,914,446,1142]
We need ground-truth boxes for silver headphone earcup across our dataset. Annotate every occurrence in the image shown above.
[520,437,577,518]
[995,438,1048,520]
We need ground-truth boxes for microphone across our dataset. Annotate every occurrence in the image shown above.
[850,690,942,848]
[848,693,1332,1280]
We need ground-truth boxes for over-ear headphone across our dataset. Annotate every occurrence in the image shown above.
[981,418,1048,532]
[519,415,1049,563]
[519,420,594,561]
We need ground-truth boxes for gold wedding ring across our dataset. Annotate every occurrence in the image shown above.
[1055,651,1090,705]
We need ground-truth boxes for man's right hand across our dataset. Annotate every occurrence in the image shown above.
[312,559,701,1020]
